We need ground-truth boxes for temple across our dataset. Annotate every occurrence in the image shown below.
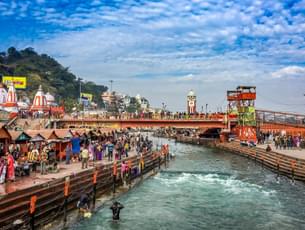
[0,83,64,118]
[30,85,50,113]
[3,82,19,116]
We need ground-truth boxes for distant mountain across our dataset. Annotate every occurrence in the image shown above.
[0,47,107,111]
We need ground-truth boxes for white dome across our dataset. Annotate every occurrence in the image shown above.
[45,92,55,102]
[188,90,196,97]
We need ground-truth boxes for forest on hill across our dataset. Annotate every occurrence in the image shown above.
[0,47,107,111]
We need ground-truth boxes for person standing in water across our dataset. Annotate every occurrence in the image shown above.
[110,201,124,221]
[77,193,90,213]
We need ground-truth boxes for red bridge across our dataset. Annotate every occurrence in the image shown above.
[55,118,233,129]
[52,109,305,136]
[257,109,305,136]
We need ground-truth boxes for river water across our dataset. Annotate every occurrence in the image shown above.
[71,138,305,230]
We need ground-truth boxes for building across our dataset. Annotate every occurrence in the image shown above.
[187,89,196,114]
[101,91,119,113]
[135,94,149,110]
[101,91,150,113]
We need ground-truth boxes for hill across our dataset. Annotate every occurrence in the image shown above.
[0,47,107,111]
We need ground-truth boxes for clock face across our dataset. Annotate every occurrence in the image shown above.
[189,101,194,106]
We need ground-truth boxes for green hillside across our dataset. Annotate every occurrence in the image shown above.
[0,47,107,111]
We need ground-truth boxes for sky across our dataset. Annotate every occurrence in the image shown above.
[0,0,305,113]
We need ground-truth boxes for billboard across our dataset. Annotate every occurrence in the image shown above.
[80,93,93,101]
[2,76,27,89]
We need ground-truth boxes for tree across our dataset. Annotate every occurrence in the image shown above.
[20,47,37,57]
[7,47,21,62]
[0,47,108,108]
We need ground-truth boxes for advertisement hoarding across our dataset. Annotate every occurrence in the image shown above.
[2,76,27,89]
[80,93,93,101]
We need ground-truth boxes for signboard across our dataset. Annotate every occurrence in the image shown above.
[2,76,27,89]
[80,93,93,101]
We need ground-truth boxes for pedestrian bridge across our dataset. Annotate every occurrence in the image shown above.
[257,109,305,136]
[55,118,232,129]
[51,109,305,136]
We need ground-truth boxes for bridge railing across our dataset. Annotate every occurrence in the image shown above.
[66,112,238,121]
[256,110,305,127]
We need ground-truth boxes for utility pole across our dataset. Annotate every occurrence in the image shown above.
[78,78,82,104]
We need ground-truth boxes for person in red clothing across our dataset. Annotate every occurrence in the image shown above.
[6,152,15,182]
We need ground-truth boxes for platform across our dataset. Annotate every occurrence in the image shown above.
[0,150,137,197]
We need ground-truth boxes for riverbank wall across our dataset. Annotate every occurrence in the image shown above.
[175,135,219,147]
[172,135,305,182]
[0,150,169,230]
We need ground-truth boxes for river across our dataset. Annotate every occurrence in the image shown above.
[70,138,305,230]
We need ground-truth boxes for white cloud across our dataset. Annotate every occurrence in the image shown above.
[2,0,305,112]
[271,66,305,79]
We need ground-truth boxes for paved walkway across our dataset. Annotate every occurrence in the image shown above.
[0,150,137,196]
[257,143,305,160]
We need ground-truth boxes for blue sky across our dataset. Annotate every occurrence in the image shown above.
[0,0,305,112]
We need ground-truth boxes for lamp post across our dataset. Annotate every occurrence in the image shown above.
[161,102,166,119]
[205,103,208,119]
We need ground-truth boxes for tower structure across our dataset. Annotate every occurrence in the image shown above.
[227,86,257,142]
[187,90,196,114]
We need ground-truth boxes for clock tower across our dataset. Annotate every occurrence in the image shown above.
[187,90,196,114]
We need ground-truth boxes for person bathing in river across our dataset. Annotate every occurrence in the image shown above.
[77,193,90,214]
[110,201,124,221]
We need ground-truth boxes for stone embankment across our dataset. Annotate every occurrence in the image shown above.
[171,135,305,182]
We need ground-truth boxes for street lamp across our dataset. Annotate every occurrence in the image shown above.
[205,103,208,118]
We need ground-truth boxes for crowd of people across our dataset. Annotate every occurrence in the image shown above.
[0,142,59,184]
[0,130,154,184]
[258,131,305,150]
[67,130,153,169]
